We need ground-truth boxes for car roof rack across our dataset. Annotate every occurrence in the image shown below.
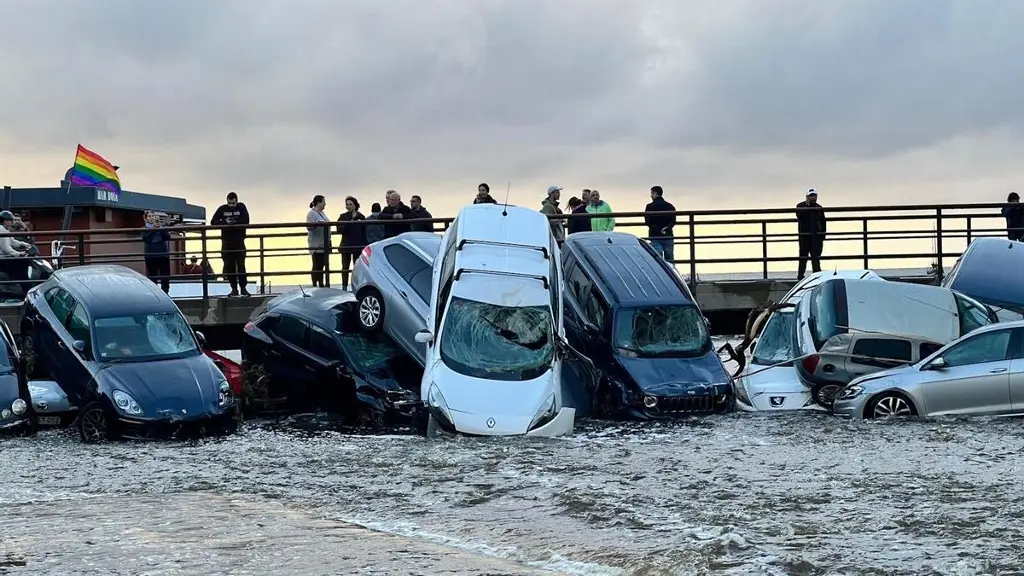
[454,268,550,289]
[456,238,549,260]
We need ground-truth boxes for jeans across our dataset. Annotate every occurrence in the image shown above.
[311,251,327,287]
[650,238,675,263]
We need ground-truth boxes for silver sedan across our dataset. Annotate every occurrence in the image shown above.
[832,320,1024,419]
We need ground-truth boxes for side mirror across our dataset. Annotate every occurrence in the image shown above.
[72,340,86,353]
[928,357,947,370]
[195,331,207,348]
[414,330,434,344]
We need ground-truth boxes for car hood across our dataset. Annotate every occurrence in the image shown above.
[617,350,731,395]
[95,354,225,418]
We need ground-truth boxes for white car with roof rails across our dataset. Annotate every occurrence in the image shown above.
[734,269,883,412]
[414,203,575,437]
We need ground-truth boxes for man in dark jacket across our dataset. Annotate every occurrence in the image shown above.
[1003,192,1023,241]
[210,191,251,296]
[644,186,677,262]
[378,191,412,238]
[409,195,434,232]
[796,188,827,279]
[141,210,172,293]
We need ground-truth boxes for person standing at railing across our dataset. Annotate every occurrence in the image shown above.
[586,190,615,231]
[540,186,566,242]
[210,191,251,297]
[0,211,31,297]
[1002,192,1023,241]
[336,196,366,290]
[141,210,172,293]
[474,183,498,204]
[307,195,331,288]
[364,203,386,244]
[795,188,826,279]
[378,191,412,238]
[409,195,434,232]
[645,186,676,262]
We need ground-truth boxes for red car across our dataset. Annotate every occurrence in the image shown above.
[204,350,244,396]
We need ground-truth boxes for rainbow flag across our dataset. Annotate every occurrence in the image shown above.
[70,144,121,195]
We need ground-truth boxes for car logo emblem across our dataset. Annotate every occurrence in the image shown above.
[769,396,785,407]
[181,409,187,415]
[486,418,495,428]
[687,390,695,395]
[36,402,48,411]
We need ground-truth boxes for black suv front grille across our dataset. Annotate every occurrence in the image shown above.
[657,395,715,413]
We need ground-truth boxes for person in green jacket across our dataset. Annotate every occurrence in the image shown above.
[586,189,615,231]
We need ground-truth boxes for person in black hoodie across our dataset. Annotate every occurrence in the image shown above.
[795,188,827,279]
[1003,192,1024,241]
[409,195,434,232]
[644,186,676,262]
[336,196,366,289]
[210,191,251,296]
[141,210,172,293]
[378,191,412,238]
[566,197,592,235]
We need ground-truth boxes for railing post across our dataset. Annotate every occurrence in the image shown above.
[259,236,266,294]
[761,221,768,279]
[965,216,972,246]
[322,224,331,287]
[687,214,697,291]
[861,218,869,270]
[76,233,85,265]
[934,208,944,281]
[201,229,209,301]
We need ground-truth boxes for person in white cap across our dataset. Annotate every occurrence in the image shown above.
[795,188,826,279]
[540,185,565,242]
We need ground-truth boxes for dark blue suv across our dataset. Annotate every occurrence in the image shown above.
[560,232,733,418]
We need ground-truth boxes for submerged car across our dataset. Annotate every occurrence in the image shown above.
[0,318,33,433]
[733,269,883,412]
[416,204,576,437]
[560,232,732,418]
[941,237,1024,321]
[20,265,239,442]
[350,232,442,365]
[833,320,1024,419]
[241,287,422,426]
[793,277,997,408]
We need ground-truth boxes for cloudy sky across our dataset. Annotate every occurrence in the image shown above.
[0,0,1021,223]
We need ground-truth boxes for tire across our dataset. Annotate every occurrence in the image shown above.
[357,289,385,332]
[425,413,441,438]
[811,382,844,410]
[241,363,271,416]
[77,401,113,443]
[864,392,917,419]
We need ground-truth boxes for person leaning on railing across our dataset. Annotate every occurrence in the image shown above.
[0,210,31,296]
[336,195,366,290]
[1002,192,1023,241]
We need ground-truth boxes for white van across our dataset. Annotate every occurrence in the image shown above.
[414,204,576,437]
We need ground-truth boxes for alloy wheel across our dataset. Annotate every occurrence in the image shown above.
[872,395,913,418]
[359,296,381,328]
[80,409,108,442]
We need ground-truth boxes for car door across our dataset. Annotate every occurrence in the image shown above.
[922,328,1016,416]
[1004,329,1024,412]
[381,244,430,353]
[264,315,316,403]
[306,324,359,414]
[56,302,96,401]
[35,287,73,371]
[844,337,913,381]
[562,259,593,352]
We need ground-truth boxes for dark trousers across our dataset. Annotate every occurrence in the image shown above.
[221,247,248,291]
[311,251,327,287]
[797,235,823,278]
[145,255,171,293]
[0,258,29,296]
[339,246,358,288]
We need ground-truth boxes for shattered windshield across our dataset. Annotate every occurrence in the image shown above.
[439,296,554,382]
[93,312,199,362]
[613,305,710,358]
[752,311,795,366]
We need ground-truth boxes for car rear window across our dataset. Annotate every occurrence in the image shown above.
[810,282,840,349]
[384,245,429,281]
[850,338,913,368]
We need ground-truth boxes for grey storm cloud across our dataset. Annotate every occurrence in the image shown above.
[0,0,1021,196]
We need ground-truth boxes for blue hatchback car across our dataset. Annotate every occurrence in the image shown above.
[0,318,32,434]
[20,265,239,442]
[560,232,733,418]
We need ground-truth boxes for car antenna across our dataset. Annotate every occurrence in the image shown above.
[298,285,310,297]
[501,181,511,217]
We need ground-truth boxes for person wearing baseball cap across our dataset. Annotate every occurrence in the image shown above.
[795,188,826,279]
[540,186,565,242]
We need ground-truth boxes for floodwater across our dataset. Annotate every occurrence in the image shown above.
[1,344,1023,575]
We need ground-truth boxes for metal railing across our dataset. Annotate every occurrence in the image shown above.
[0,201,1017,298]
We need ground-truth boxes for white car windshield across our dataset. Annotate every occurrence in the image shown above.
[751,311,795,366]
[439,296,554,381]
[613,305,710,358]
[93,312,199,362]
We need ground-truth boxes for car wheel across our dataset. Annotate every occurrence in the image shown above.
[20,328,43,380]
[865,392,917,419]
[357,289,385,331]
[811,382,843,409]
[77,401,112,443]
[242,363,271,414]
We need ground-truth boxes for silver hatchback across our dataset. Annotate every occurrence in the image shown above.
[350,232,442,365]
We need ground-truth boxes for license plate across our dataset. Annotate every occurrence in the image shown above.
[37,416,61,426]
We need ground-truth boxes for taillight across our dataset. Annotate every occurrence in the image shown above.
[360,245,372,266]
[801,354,820,374]
[243,321,254,333]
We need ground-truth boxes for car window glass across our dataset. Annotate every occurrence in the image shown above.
[954,292,993,335]
[920,342,944,359]
[942,330,1012,367]
[810,282,840,349]
[273,315,307,347]
[308,325,339,360]
[583,288,608,329]
[65,304,91,346]
[49,289,74,324]
[567,264,591,303]
[383,244,428,281]
[44,287,59,306]
[850,338,912,368]
[409,267,432,302]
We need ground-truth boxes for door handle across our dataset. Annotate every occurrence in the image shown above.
[399,290,409,300]
[56,340,65,349]
[989,368,1008,373]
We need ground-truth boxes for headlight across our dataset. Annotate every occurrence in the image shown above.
[218,380,233,407]
[837,385,863,401]
[1,409,10,419]
[529,393,557,430]
[11,399,27,415]
[427,383,455,428]
[112,390,143,415]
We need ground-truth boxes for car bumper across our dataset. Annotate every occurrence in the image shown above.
[831,397,866,419]
[116,408,240,440]
[0,416,33,433]
[525,407,575,438]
